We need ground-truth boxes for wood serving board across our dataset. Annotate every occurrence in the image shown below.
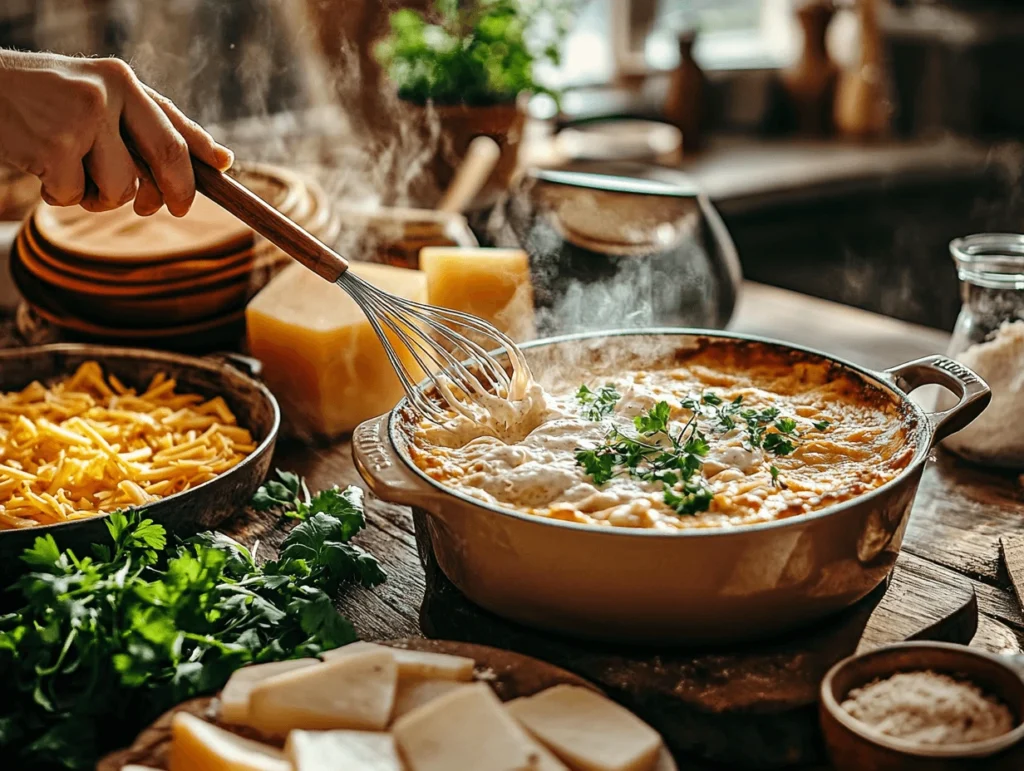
[414,514,979,771]
[97,638,678,771]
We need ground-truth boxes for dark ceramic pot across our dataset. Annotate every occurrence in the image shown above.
[488,166,743,335]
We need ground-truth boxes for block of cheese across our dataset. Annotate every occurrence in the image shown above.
[505,686,662,771]
[285,729,402,771]
[168,713,289,771]
[419,247,535,342]
[393,682,561,771]
[247,649,398,737]
[219,658,319,725]
[246,261,427,439]
[392,679,471,721]
[322,641,475,681]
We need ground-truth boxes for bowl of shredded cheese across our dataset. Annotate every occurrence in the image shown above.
[820,642,1024,769]
[0,345,279,576]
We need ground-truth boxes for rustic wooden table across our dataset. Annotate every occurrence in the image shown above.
[241,282,1024,656]
[210,281,1024,769]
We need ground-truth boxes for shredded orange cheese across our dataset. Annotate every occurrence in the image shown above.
[0,361,257,530]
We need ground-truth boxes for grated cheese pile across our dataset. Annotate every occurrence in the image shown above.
[0,361,256,530]
[842,670,1015,746]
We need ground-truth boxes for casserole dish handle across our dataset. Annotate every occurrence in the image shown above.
[885,355,991,444]
[353,415,445,508]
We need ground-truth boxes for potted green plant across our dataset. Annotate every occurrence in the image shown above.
[375,0,574,209]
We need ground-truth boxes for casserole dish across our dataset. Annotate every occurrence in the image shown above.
[353,331,989,644]
[0,345,279,581]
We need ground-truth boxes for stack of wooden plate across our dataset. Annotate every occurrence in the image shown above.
[10,162,336,351]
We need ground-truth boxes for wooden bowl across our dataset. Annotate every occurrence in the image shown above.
[820,642,1024,770]
[0,344,279,583]
[97,638,678,771]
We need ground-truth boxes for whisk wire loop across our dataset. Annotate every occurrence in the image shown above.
[336,271,532,423]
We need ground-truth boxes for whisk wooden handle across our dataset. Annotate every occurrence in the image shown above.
[192,159,349,283]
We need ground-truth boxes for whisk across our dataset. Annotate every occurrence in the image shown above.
[192,160,532,423]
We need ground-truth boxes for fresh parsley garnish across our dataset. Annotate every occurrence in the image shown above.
[0,470,384,770]
[663,479,714,515]
[575,384,621,421]
[813,419,831,431]
[575,402,714,516]
[633,400,671,434]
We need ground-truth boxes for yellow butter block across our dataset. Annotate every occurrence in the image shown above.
[505,685,662,771]
[321,641,475,681]
[393,682,564,771]
[420,247,535,342]
[168,713,289,771]
[246,261,427,438]
[247,649,398,737]
[285,729,402,770]
[219,658,320,725]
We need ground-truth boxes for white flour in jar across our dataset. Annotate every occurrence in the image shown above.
[944,320,1024,466]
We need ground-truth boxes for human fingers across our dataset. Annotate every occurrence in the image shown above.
[143,85,233,171]
[38,154,87,207]
[80,129,139,212]
[132,156,164,217]
[122,86,194,217]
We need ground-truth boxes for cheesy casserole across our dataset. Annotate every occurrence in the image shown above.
[408,342,915,530]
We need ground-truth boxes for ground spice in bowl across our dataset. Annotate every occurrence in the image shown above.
[841,670,1015,746]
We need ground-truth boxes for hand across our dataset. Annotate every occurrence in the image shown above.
[0,50,233,216]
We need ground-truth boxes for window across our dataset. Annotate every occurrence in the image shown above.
[546,0,798,88]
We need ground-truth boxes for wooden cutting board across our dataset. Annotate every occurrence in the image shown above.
[97,638,678,771]
[414,512,978,770]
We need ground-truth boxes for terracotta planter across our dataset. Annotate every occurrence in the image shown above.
[407,98,527,211]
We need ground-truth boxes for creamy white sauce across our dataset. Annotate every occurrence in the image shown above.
[412,361,908,530]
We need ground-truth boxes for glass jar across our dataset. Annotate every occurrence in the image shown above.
[943,233,1024,467]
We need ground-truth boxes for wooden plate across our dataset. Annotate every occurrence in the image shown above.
[17,229,255,298]
[96,639,678,771]
[23,218,254,285]
[12,256,246,347]
[12,246,249,327]
[33,194,252,263]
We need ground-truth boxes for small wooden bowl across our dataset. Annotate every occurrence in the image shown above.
[820,642,1024,770]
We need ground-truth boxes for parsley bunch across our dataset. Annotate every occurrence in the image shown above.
[0,471,384,770]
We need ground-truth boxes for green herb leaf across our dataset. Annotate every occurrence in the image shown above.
[763,433,796,456]
[574,448,617,485]
[0,470,384,770]
[813,419,831,431]
[575,384,621,421]
[634,402,672,434]
[663,481,714,516]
